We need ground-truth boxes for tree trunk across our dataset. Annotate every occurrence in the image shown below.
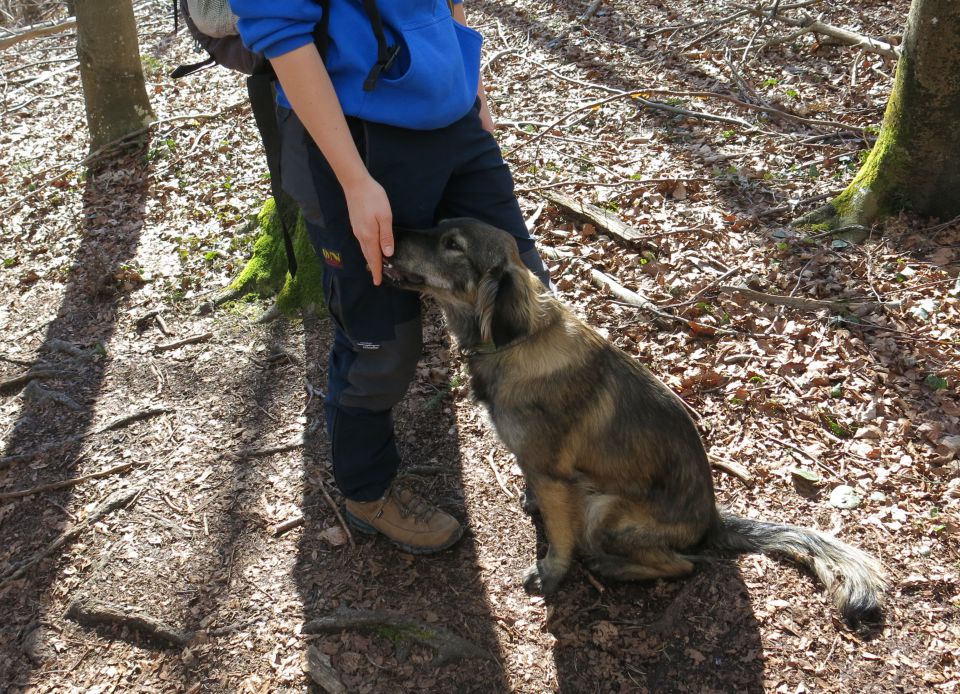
[796,0,960,235]
[222,198,324,320]
[75,0,154,151]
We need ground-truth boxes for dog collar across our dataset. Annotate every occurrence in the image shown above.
[459,332,536,358]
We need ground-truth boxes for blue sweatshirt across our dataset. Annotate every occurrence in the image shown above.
[229,0,482,130]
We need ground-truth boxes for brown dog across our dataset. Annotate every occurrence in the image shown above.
[385,218,886,626]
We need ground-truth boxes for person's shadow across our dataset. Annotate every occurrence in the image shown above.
[294,302,511,690]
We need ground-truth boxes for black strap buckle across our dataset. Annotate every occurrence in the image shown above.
[363,43,400,91]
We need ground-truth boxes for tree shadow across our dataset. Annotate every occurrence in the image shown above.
[294,303,509,691]
[0,142,150,686]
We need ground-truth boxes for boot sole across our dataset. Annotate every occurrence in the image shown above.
[344,511,464,555]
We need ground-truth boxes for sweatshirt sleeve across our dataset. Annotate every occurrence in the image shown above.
[228,0,325,59]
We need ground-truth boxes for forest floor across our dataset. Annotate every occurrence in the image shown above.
[1,0,959,691]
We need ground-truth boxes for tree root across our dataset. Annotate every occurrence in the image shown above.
[0,369,69,396]
[0,487,140,586]
[0,406,169,470]
[23,380,81,411]
[302,609,495,667]
[65,597,192,648]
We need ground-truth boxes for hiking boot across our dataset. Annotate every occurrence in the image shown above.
[344,483,463,554]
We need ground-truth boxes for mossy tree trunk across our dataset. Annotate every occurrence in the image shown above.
[223,196,325,320]
[75,0,154,151]
[796,0,960,235]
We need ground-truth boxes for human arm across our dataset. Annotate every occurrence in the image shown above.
[269,45,394,285]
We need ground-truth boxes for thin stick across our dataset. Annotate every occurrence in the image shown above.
[486,451,514,499]
[98,407,170,433]
[0,487,139,585]
[708,454,755,487]
[272,514,305,538]
[318,481,355,549]
[153,332,213,353]
[0,19,76,51]
[0,459,137,501]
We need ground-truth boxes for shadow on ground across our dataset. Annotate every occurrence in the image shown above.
[0,143,150,686]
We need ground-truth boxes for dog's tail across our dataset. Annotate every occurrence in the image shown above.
[707,510,887,626]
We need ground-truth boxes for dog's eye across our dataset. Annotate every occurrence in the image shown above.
[443,236,463,253]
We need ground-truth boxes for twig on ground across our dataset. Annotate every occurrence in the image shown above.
[0,407,168,470]
[580,0,603,21]
[0,458,137,501]
[317,480,356,549]
[99,407,170,433]
[739,7,901,59]
[305,645,347,693]
[717,284,882,313]
[303,609,494,666]
[154,332,213,353]
[708,454,755,487]
[0,487,140,586]
[486,451,515,499]
[65,597,191,648]
[506,89,754,159]
[272,514,305,538]
[233,436,304,460]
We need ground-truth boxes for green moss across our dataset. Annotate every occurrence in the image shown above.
[228,198,325,315]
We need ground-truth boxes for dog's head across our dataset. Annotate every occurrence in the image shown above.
[385,218,547,349]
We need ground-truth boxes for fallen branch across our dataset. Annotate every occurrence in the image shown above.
[65,597,191,648]
[716,284,879,313]
[154,332,213,353]
[506,89,754,158]
[0,459,138,501]
[99,407,170,433]
[317,481,356,549]
[0,487,139,586]
[0,19,77,51]
[272,514,305,538]
[0,406,168,470]
[302,609,494,666]
[747,10,901,59]
[580,0,603,21]
[0,369,68,396]
[708,454,755,487]
[541,189,649,244]
[305,645,347,693]
[233,436,304,460]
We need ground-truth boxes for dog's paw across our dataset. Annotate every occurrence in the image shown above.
[522,560,563,595]
[522,563,543,594]
[521,486,539,515]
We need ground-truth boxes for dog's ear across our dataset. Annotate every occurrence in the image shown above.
[477,264,529,347]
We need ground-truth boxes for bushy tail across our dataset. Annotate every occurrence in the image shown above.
[708,510,887,627]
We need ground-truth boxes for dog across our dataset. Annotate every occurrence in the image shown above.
[384,218,887,626]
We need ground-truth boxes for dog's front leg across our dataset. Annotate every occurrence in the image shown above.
[522,477,579,595]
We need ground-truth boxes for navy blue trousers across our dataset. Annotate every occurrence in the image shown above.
[278,100,547,501]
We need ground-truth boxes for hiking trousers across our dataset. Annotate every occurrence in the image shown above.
[278,99,549,502]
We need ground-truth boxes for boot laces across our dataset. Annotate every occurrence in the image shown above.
[391,484,436,524]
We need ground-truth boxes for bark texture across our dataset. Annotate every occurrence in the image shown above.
[75,0,154,151]
[797,0,960,232]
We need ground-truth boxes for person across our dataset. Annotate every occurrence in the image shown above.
[229,0,551,554]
